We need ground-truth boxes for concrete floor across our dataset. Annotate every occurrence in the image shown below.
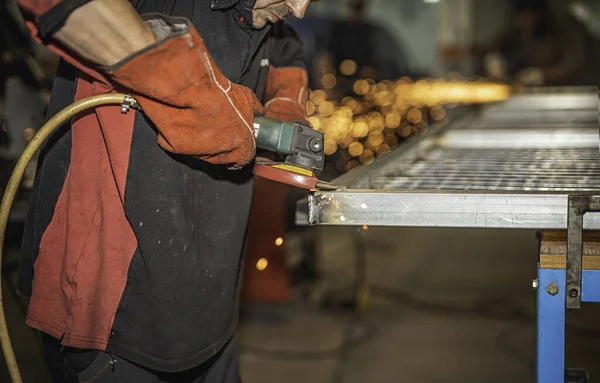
[239,227,600,383]
[2,227,600,382]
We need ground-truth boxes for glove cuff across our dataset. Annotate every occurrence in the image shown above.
[264,67,309,123]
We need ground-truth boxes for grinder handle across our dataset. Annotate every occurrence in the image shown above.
[253,116,296,155]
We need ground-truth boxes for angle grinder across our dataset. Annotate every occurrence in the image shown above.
[253,116,337,190]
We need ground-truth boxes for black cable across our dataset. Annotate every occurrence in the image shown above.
[494,323,536,373]
[330,315,359,383]
[370,285,531,321]
[240,228,373,383]
[371,284,600,337]
[331,229,368,383]
[239,316,376,360]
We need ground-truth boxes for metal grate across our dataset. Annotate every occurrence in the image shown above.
[332,88,600,194]
[371,148,600,192]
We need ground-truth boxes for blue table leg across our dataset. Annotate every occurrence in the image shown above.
[537,268,565,383]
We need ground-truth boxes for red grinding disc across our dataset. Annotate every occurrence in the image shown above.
[254,164,318,190]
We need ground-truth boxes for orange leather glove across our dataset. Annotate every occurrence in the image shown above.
[263,66,309,124]
[104,15,264,169]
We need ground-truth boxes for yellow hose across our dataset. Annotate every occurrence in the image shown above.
[0,93,137,383]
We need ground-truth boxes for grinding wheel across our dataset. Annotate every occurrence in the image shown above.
[254,163,318,190]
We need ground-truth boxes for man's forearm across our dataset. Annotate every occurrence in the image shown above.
[21,0,156,66]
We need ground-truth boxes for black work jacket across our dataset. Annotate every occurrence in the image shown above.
[18,0,305,372]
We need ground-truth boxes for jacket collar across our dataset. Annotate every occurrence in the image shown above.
[211,0,256,10]
[210,0,239,8]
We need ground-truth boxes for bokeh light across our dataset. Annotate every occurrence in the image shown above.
[306,75,510,173]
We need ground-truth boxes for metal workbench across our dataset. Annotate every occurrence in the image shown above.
[298,88,600,230]
[297,86,600,383]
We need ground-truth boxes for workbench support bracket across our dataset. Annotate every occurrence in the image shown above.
[566,196,600,309]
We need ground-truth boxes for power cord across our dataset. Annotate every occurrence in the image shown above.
[370,284,600,338]
[240,228,372,383]
[494,323,535,373]
[331,229,368,383]
[239,316,375,361]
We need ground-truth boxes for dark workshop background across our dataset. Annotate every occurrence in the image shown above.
[2,0,600,382]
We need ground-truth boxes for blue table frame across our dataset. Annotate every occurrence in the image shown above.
[537,268,600,383]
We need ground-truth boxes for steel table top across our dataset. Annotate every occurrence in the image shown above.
[297,87,600,229]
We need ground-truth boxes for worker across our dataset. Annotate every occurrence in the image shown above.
[15,0,313,382]
[483,0,600,85]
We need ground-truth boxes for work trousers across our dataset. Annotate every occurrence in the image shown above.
[41,333,241,383]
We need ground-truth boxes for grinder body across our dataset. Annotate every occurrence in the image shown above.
[253,116,324,173]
